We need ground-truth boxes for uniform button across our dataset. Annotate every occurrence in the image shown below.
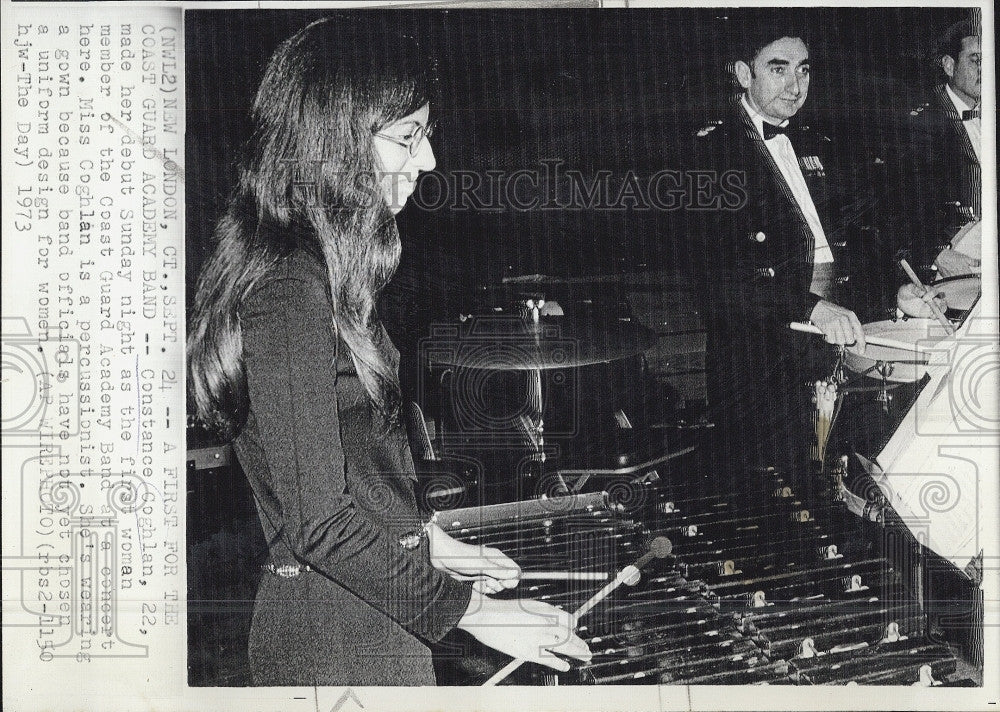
[757,267,776,278]
[754,231,767,242]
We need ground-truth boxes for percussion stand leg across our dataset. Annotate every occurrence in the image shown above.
[523,366,547,495]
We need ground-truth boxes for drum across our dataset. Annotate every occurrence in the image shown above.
[843,318,946,383]
[897,275,979,320]
[934,275,980,316]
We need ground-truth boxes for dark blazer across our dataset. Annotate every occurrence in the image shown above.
[684,99,855,478]
[886,85,981,281]
[233,250,471,686]
[687,100,862,351]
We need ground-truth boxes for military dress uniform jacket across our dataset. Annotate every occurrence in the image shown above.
[685,101,854,477]
[886,85,982,281]
[233,250,472,686]
[687,102,855,362]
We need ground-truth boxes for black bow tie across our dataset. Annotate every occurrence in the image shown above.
[762,122,789,140]
[961,109,980,121]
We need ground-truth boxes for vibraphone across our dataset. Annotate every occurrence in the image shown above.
[431,472,969,686]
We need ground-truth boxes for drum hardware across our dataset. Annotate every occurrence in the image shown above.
[873,363,893,413]
[792,317,949,462]
[856,358,934,410]
[405,401,440,461]
[826,453,888,523]
[554,445,696,494]
[831,344,848,385]
[422,309,658,500]
[525,361,544,460]
[524,298,544,324]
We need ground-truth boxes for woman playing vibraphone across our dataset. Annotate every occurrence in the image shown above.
[187,17,590,686]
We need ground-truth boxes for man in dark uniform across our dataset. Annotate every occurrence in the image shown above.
[889,19,982,283]
[686,26,866,497]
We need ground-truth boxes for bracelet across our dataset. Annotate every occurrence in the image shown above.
[399,511,439,551]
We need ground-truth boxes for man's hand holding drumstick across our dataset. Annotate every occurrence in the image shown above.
[899,259,955,334]
[896,283,949,319]
[807,299,867,353]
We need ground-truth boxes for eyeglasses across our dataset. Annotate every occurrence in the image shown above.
[373,120,436,158]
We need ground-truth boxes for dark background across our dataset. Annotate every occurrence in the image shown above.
[185,7,976,685]
[186,7,972,304]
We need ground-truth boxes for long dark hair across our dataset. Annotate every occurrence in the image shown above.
[188,17,434,438]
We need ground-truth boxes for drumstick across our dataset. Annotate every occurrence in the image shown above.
[899,259,955,334]
[788,322,938,354]
[482,537,673,686]
[452,571,609,582]
[521,571,609,581]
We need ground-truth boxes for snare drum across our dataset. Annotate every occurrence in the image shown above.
[897,275,980,320]
[843,318,946,383]
[933,275,980,315]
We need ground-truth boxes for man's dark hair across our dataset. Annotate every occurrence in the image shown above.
[938,19,979,64]
[727,15,811,69]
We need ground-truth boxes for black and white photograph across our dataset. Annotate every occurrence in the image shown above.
[1,1,997,710]
[184,5,990,690]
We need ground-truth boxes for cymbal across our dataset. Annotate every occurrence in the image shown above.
[422,315,657,370]
[478,279,623,311]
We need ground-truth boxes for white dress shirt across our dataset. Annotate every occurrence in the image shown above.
[741,95,834,267]
[945,83,981,163]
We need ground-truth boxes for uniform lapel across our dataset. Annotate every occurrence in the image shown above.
[935,85,979,167]
[735,103,814,257]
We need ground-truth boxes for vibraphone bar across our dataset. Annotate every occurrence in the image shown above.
[431,475,969,685]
